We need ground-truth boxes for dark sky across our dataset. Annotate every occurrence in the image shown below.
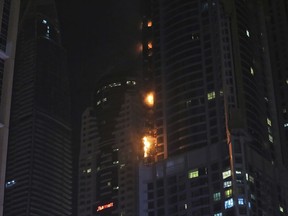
[55,1,141,214]
[57,0,142,110]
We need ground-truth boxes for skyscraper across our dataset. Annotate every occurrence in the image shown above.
[139,0,288,215]
[78,71,143,216]
[3,0,72,215]
[0,1,20,215]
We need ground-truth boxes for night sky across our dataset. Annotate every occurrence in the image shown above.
[56,1,141,214]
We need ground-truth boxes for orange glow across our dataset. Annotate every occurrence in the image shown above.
[97,202,114,212]
[143,136,153,157]
[147,20,152,27]
[148,41,153,49]
[144,92,154,107]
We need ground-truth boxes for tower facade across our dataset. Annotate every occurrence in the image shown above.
[78,72,143,216]
[0,0,20,215]
[139,0,288,215]
[3,0,72,215]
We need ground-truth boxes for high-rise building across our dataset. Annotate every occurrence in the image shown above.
[139,0,288,216]
[3,0,72,215]
[0,1,20,215]
[78,71,143,216]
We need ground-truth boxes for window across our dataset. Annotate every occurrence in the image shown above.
[238,198,244,205]
[225,198,234,209]
[214,213,222,216]
[87,168,92,173]
[279,206,284,213]
[213,192,221,201]
[223,181,232,188]
[148,41,153,49]
[269,134,274,143]
[147,20,152,27]
[208,91,216,100]
[250,67,254,75]
[222,170,231,179]
[284,123,288,127]
[267,118,272,126]
[188,169,199,179]
[246,30,250,37]
[225,189,232,198]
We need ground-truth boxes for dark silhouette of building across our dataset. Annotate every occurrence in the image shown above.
[0,1,20,215]
[139,0,288,215]
[3,0,72,215]
[78,71,143,216]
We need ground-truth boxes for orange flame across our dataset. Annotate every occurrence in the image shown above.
[143,136,153,157]
[144,92,154,107]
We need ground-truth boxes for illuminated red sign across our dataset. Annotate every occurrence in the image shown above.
[96,202,114,212]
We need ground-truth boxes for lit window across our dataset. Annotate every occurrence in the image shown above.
[107,182,111,186]
[5,180,16,188]
[283,109,287,113]
[213,192,221,201]
[42,19,47,24]
[225,189,232,198]
[225,198,234,209]
[222,170,231,179]
[184,204,187,209]
[251,194,256,200]
[286,79,288,84]
[147,20,152,27]
[267,118,272,126]
[191,33,199,40]
[126,81,131,85]
[148,41,153,49]
[284,123,288,127]
[132,81,136,85]
[279,206,284,213]
[207,91,216,100]
[102,98,107,102]
[188,169,199,179]
[214,213,222,216]
[235,170,242,175]
[223,181,232,188]
[87,168,92,173]
[249,175,254,183]
[113,161,119,164]
[246,30,250,37]
[238,198,244,205]
[245,173,249,180]
[250,67,254,75]
[97,100,101,105]
[269,134,274,143]
[113,186,119,190]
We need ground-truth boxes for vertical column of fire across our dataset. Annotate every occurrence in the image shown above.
[141,4,156,164]
[142,92,156,164]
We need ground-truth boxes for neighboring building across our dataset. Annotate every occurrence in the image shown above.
[0,1,20,215]
[78,71,143,216]
[139,0,288,216]
[264,0,288,167]
[3,0,72,215]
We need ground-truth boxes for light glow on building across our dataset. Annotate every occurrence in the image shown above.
[96,202,114,212]
[144,92,154,107]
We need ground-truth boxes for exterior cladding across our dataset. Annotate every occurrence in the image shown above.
[3,1,72,215]
[140,0,288,216]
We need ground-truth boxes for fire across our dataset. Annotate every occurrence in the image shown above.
[143,136,153,157]
[144,92,154,107]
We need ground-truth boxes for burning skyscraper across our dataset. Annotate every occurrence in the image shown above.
[139,0,288,215]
